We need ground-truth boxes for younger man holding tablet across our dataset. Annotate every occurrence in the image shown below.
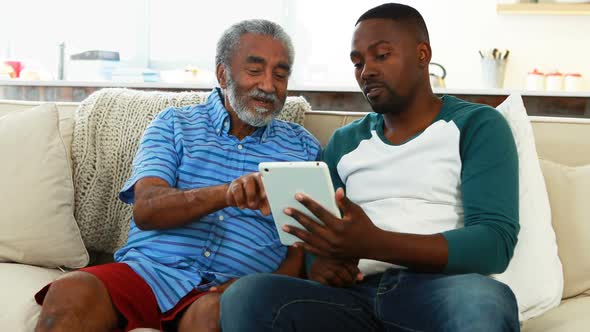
[221,4,520,332]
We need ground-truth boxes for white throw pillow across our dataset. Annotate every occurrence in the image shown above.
[0,104,89,268]
[492,94,563,321]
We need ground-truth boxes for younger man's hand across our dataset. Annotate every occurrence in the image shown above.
[309,256,363,288]
[225,172,270,215]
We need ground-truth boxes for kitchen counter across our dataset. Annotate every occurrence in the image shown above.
[1,80,589,97]
[433,88,590,98]
[0,80,589,118]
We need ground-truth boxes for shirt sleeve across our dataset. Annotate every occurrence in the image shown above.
[322,133,346,191]
[442,110,520,275]
[119,108,180,204]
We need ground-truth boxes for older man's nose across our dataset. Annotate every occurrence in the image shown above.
[257,72,276,94]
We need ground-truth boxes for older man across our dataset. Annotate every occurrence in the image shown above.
[34,19,320,332]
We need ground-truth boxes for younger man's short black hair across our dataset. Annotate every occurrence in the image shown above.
[356,3,430,43]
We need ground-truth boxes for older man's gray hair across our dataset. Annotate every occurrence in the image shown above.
[215,19,295,73]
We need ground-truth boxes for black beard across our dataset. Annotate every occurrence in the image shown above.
[365,85,408,115]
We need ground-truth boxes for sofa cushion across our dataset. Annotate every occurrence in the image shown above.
[522,294,590,332]
[492,94,563,321]
[0,100,77,165]
[0,263,64,332]
[531,117,590,167]
[540,159,590,299]
[72,88,312,254]
[0,104,89,268]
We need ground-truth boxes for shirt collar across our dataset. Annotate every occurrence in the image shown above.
[208,88,231,136]
[207,87,276,142]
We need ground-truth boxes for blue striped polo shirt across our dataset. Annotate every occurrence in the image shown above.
[114,88,321,312]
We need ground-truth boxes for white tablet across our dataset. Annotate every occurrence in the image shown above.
[259,161,341,246]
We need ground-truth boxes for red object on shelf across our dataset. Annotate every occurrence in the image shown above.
[4,60,23,78]
[545,71,564,77]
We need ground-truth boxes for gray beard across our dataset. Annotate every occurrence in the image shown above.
[225,72,284,127]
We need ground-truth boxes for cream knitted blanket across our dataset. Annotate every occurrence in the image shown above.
[72,88,310,254]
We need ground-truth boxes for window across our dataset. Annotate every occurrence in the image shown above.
[0,0,147,80]
[147,0,286,85]
[0,0,384,90]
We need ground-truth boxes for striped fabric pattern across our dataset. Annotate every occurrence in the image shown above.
[114,88,321,312]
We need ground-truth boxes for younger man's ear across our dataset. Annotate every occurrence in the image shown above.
[217,64,227,89]
[417,42,432,68]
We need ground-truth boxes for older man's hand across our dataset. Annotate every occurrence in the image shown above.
[209,278,237,294]
[225,172,271,215]
[309,256,363,288]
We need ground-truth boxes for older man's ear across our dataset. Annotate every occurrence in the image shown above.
[217,64,228,89]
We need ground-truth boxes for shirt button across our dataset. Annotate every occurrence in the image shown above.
[204,251,211,258]
[218,215,224,221]
[237,144,243,150]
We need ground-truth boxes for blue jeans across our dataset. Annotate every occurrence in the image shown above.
[220,269,519,332]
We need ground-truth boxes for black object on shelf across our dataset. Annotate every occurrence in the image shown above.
[70,50,120,61]
[58,42,65,80]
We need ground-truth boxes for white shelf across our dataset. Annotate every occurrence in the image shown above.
[0,80,214,90]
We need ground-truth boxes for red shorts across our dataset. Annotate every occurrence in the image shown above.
[35,263,208,332]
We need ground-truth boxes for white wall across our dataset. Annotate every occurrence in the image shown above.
[1,0,589,90]
[291,0,590,90]
[421,0,590,90]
